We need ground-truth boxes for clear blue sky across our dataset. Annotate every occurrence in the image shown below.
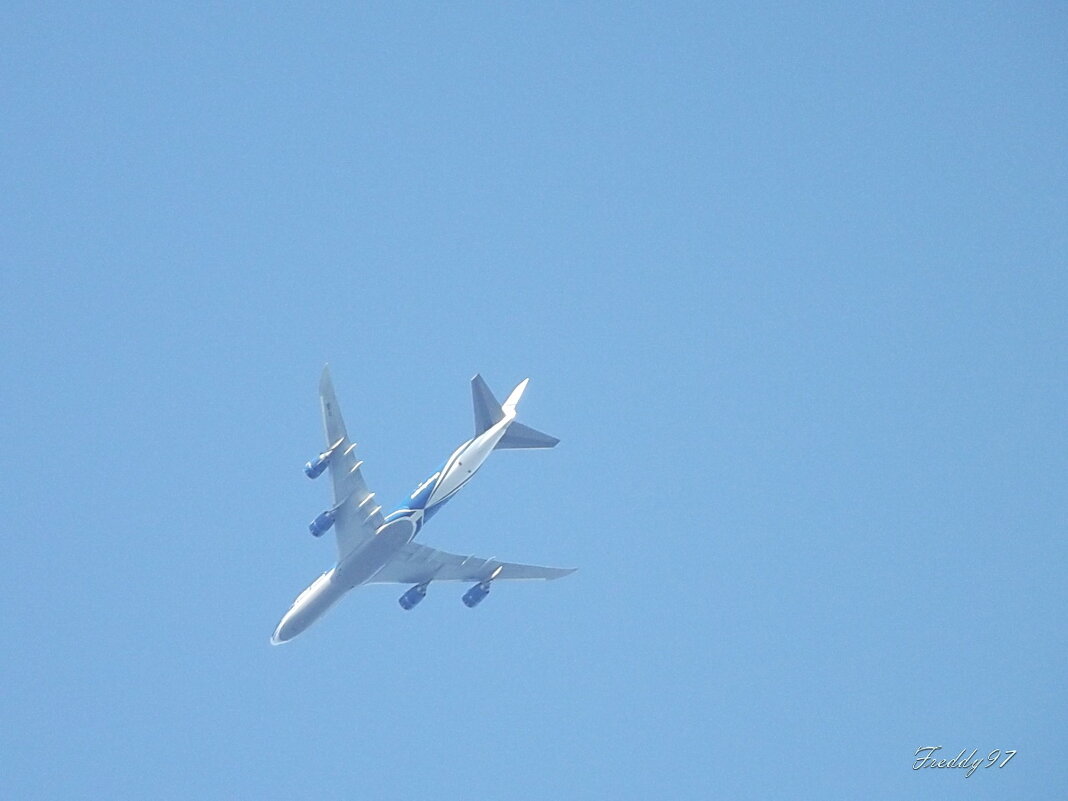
[2,3,1065,799]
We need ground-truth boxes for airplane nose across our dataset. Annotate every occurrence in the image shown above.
[271,617,292,645]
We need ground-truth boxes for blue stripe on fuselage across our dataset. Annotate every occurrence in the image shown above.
[387,438,475,536]
[384,498,449,534]
[407,473,439,511]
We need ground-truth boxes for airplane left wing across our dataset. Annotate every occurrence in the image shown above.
[366,542,576,585]
[318,366,385,559]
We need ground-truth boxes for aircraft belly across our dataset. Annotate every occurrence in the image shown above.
[334,517,417,588]
[294,582,344,625]
[428,432,497,504]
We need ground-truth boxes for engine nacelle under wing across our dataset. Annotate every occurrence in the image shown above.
[461,566,501,608]
[462,582,491,608]
[304,438,345,479]
[304,455,330,479]
[398,583,428,610]
[308,510,336,537]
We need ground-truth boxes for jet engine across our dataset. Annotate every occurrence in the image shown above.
[462,581,491,608]
[398,583,429,610]
[308,510,336,537]
[304,439,345,479]
[304,454,330,479]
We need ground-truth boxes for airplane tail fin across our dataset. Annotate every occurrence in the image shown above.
[502,378,529,415]
[470,374,559,449]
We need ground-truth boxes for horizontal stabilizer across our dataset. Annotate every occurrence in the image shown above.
[471,374,504,435]
[496,421,559,450]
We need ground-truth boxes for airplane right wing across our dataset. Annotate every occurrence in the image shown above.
[366,542,576,585]
[318,366,386,559]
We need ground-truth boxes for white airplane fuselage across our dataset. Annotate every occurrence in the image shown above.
[271,409,516,644]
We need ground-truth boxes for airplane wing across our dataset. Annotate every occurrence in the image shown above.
[366,541,577,584]
[318,366,385,559]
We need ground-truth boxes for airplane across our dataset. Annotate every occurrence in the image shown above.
[271,367,575,644]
